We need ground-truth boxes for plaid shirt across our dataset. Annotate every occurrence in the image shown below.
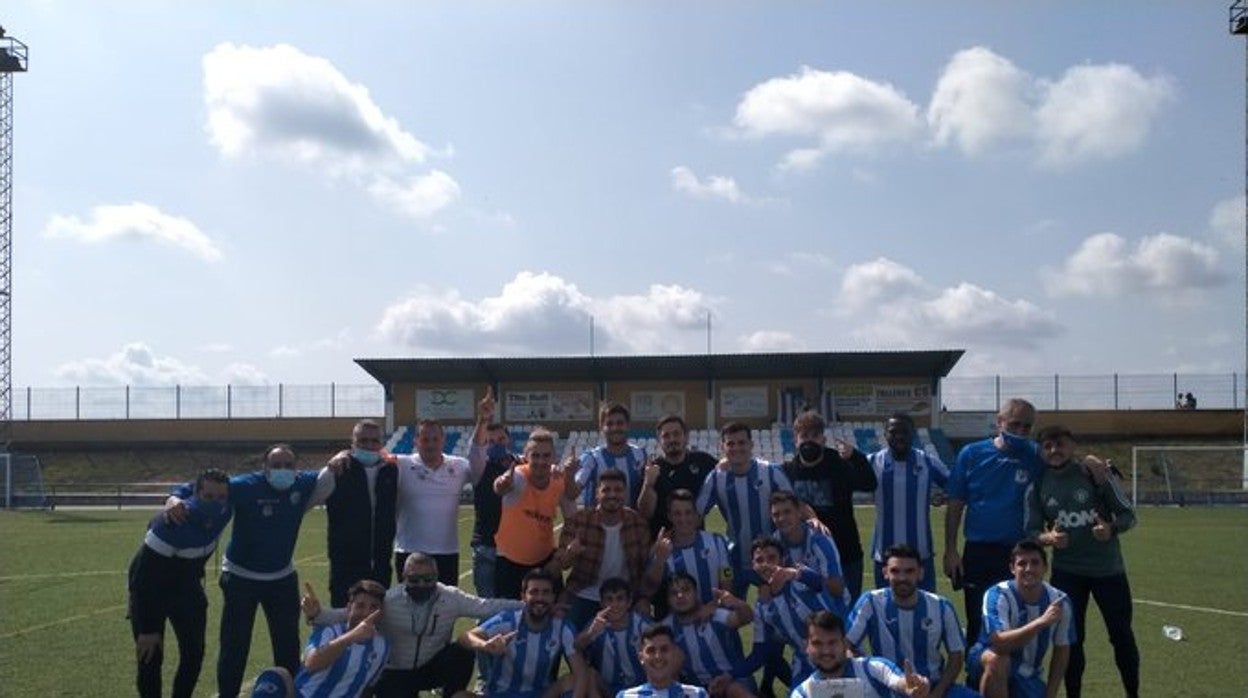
[558,506,654,602]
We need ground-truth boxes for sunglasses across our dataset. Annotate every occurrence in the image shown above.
[406,573,438,584]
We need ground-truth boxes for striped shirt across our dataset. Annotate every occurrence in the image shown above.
[776,522,850,612]
[586,612,651,691]
[617,682,708,698]
[665,610,747,685]
[481,609,577,696]
[846,588,965,683]
[293,623,389,698]
[661,531,734,605]
[977,580,1074,679]
[868,447,949,562]
[789,658,906,698]
[752,580,837,678]
[577,444,647,507]
[697,460,794,570]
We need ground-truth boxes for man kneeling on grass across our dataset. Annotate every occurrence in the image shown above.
[456,568,587,698]
[248,579,389,698]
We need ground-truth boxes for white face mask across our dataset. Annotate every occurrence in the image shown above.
[266,468,296,490]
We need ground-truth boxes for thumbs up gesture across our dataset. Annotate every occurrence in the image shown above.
[1091,514,1113,542]
[301,582,323,621]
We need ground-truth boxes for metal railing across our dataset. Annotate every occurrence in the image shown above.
[6,372,1244,421]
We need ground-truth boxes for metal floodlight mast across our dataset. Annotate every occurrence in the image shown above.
[1233,2,1248,486]
[0,27,29,452]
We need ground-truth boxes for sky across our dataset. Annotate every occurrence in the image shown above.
[3,1,1245,389]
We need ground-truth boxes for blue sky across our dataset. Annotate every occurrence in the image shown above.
[4,1,1244,387]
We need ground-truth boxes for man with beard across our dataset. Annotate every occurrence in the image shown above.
[867,414,950,592]
[458,569,586,698]
[555,469,653,629]
[783,410,876,602]
[304,553,521,698]
[792,611,929,698]
[618,625,708,698]
[639,415,718,538]
[846,545,973,698]
[495,428,579,599]
[944,399,1045,645]
[574,402,648,509]
[966,541,1073,698]
[1027,426,1138,698]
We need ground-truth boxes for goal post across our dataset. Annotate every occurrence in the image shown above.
[1,452,48,509]
[1130,444,1248,507]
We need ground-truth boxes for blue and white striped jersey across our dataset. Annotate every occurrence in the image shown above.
[846,588,965,682]
[868,448,949,562]
[481,609,578,696]
[697,460,793,570]
[776,522,850,612]
[977,580,1074,679]
[789,658,906,698]
[664,610,747,685]
[293,623,389,698]
[586,612,651,691]
[617,682,708,698]
[661,531,734,605]
[577,445,646,507]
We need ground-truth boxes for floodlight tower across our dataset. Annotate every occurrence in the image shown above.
[1233,2,1248,487]
[0,27,28,452]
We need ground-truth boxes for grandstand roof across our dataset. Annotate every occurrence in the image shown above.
[354,350,964,385]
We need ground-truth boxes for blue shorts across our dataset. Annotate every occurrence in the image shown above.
[966,644,1044,698]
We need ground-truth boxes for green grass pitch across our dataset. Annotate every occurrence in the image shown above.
[1,505,1245,697]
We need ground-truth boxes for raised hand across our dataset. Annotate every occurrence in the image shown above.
[483,630,517,656]
[1047,524,1069,549]
[651,527,673,562]
[643,456,660,488]
[344,609,382,643]
[479,385,496,421]
[300,582,322,620]
[1091,514,1113,542]
[1039,598,1064,627]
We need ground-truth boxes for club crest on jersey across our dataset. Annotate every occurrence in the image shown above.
[1014,469,1030,484]
[922,617,935,631]
[1074,489,1090,504]
[261,505,274,517]
[289,491,302,506]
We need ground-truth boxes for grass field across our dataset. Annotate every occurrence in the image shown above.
[1,505,1245,697]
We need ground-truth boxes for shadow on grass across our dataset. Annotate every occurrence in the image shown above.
[39,511,127,525]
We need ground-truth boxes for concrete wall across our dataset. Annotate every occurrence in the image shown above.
[12,417,363,447]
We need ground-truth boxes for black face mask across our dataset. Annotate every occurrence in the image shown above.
[798,442,823,462]
[405,584,435,603]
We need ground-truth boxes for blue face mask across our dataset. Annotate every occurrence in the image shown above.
[188,496,226,522]
[352,448,382,466]
[1000,431,1032,453]
[486,443,511,463]
[266,468,297,491]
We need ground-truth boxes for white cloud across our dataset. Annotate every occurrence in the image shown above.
[367,171,462,218]
[733,66,922,167]
[837,258,1060,349]
[222,363,270,385]
[376,272,714,355]
[738,330,805,352]
[199,343,235,353]
[42,203,222,262]
[1035,63,1173,167]
[927,47,1034,155]
[55,343,211,386]
[202,42,458,218]
[1044,232,1225,296]
[839,257,925,309]
[670,166,748,203]
[1210,194,1245,250]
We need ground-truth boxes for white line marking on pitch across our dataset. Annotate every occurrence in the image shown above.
[0,570,124,581]
[0,603,127,640]
[1136,598,1248,618]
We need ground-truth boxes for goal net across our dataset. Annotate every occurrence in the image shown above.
[1131,444,1248,506]
[1,452,49,509]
